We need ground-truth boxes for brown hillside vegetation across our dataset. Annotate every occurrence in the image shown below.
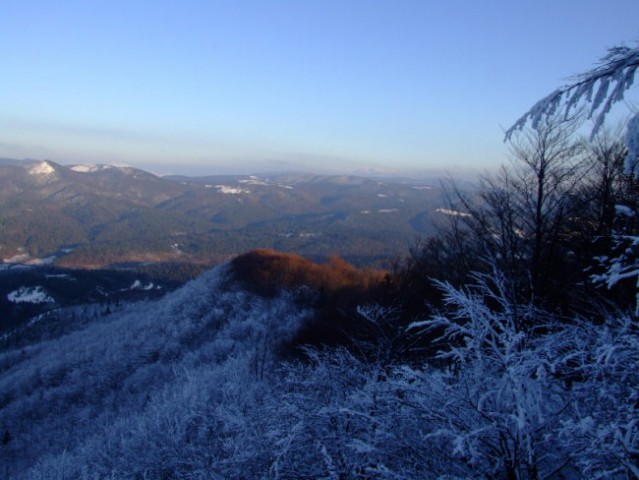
[230,249,387,295]
[230,249,392,355]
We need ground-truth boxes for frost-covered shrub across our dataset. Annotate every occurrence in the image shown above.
[401,270,638,479]
[558,314,639,479]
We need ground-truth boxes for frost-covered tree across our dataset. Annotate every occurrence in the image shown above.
[573,127,634,238]
[487,115,586,303]
[506,40,639,312]
[439,113,590,310]
[505,43,639,175]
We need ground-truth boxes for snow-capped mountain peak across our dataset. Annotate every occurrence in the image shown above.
[28,161,56,176]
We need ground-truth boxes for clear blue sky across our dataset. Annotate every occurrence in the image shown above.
[1,0,638,175]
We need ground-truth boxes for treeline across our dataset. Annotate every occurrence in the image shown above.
[392,119,639,318]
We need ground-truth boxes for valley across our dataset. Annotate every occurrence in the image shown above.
[0,159,449,270]
[0,158,456,334]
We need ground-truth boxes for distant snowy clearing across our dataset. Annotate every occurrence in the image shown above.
[70,164,113,173]
[238,177,294,189]
[215,185,250,195]
[7,286,55,304]
[2,252,57,266]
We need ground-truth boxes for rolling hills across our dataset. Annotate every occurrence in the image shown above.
[0,159,449,269]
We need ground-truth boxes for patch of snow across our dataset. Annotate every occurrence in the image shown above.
[625,113,639,176]
[70,165,93,173]
[436,208,471,217]
[3,251,57,265]
[95,287,110,297]
[360,210,371,214]
[4,253,31,264]
[130,280,156,291]
[7,286,55,304]
[378,208,399,213]
[377,194,389,198]
[28,161,56,176]
[239,179,269,186]
[615,204,636,217]
[215,185,250,195]
[70,164,113,173]
[27,255,56,266]
[412,185,433,190]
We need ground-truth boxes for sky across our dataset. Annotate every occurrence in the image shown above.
[1,0,638,176]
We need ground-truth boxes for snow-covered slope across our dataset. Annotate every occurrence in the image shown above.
[0,264,311,478]
[1,263,636,479]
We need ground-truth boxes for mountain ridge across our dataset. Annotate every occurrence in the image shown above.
[0,159,448,270]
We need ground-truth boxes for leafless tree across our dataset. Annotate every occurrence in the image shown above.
[443,114,588,309]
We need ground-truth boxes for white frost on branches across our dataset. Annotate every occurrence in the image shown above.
[406,270,639,478]
[626,113,639,176]
[505,44,639,176]
[592,232,639,315]
[506,40,639,308]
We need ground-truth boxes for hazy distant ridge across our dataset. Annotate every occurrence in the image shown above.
[0,159,446,269]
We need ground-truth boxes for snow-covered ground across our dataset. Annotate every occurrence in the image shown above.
[129,280,159,291]
[28,161,56,176]
[435,207,471,217]
[7,286,55,304]
[215,185,250,195]
[70,164,112,173]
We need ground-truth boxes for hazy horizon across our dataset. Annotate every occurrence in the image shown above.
[2,1,638,175]
[1,155,490,184]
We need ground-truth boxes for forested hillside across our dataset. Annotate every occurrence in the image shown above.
[0,161,444,269]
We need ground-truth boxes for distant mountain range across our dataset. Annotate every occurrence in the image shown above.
[0,158,451,269]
